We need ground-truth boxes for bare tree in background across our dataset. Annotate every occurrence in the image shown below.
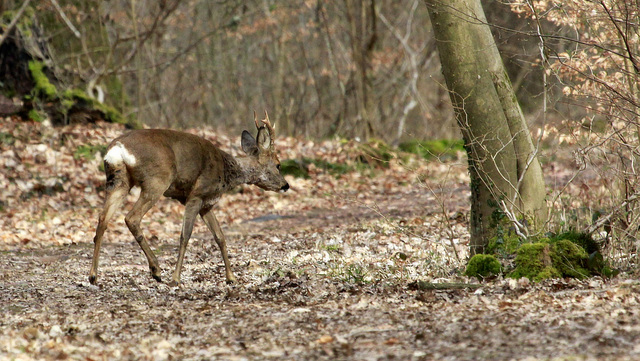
[509,0,640,266]
[4,0,463,142]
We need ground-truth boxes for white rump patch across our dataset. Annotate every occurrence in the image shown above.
[103,142,137,166]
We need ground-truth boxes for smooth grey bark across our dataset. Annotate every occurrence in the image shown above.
[424,0,547,253]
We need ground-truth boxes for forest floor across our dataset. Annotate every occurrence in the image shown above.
[1,118,640,360]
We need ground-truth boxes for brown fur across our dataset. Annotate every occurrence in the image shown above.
[89,126,288,286]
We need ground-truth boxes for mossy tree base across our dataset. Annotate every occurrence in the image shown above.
[0,10,134,127]
[481,231,616,282]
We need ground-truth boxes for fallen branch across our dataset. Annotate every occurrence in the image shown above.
[409,281,482,290]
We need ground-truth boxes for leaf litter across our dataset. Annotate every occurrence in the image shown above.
[1,117,640,360]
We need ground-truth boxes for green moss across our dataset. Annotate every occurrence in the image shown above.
[510,243,557,281]
[62,88,94,104]
[62,88,129,125]
[508,233,613,281]
[551,239,589,279]
[60,98,75,112]
[1,6,34,36]
[465,254,502,280]
[28,61,57,100]
[28,108,45,122]
[551,231,599,254]
[398,139,465,160]
[99,103,126,124]
[486,227,617,282]
[550,231,617,278]
[534,266,562,281]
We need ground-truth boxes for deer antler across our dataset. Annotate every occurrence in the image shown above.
[254,110,260,131]
[260,110,276,149]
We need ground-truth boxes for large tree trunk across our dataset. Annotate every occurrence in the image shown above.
[424,0,547,254]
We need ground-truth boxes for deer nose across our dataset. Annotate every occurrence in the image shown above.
[280,183,290,192]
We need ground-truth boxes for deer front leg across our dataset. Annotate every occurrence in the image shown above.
[200,208,236,283]
[170,197,203,287]
[125,190,163,283]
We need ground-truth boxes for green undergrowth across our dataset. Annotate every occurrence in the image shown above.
[27,108,46,122]
[398,139,464,161]
[280,158,352,179]
[280,139,395,178]
[1,6,136,128]
[281,138,463,179]
[0,132,16,146]
[73,144,108,161]
[467,230,617,282]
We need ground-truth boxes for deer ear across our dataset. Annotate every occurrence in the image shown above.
[241,130,259,157]
[256,126,271,150]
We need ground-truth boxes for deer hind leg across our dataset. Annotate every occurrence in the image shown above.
[170,197,203,287]
[125,184,166,283]
[200,208,236,283]
[89,181,130,285]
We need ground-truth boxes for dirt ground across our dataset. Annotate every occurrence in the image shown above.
[2,120,640,360]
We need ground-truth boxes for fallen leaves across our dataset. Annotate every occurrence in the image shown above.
[2,117,640,360]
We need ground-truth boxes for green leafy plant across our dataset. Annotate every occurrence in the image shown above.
[74,144,107,160]
[344,264,368,285]
[0,132,15,146]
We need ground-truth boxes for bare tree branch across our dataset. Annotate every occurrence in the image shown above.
[50,0,81,39]
[0,0,32,47]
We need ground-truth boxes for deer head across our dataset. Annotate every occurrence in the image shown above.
[240,110,289,192]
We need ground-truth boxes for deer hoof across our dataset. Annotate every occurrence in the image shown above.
[168,280,180,287]
[89,275,97,285]
[152,274,162,283]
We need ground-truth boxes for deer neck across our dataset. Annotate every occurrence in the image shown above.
[229,154,262,187]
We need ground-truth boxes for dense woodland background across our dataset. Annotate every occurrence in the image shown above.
[4,0,636,248]
[1,0,557,142]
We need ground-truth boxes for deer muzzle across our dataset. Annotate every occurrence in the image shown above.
[280,183,290,192]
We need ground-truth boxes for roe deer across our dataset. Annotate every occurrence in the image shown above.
[89,111,289,286]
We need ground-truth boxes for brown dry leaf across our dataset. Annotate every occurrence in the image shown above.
[2,117,640,360]
[316,335,334,344]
